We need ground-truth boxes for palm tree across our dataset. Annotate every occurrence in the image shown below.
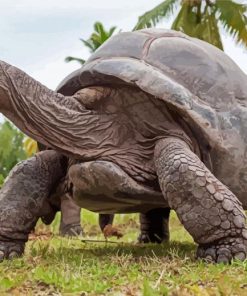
[65,22,117,64]
[133,0,247,50]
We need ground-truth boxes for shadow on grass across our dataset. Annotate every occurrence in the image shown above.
[80,240,195,257]
[29,238,196,265]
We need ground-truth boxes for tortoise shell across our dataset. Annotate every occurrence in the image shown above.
[57,29,247,207]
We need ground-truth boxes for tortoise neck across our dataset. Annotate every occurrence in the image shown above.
[0,60,93,150]
[0,61,27,131]
[0,62,13,113]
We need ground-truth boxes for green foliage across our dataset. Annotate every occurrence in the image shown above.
[65,22,118,65]
[216,0,247,46]
[134,0,247,50]
[0,120,27,185]
[143,279,161,296]
[23,137,37,157]
[0,174,4,188]
[80,22,117,53]
[171,1,223,49]
[133,0,178,30]
[64,56,85,65]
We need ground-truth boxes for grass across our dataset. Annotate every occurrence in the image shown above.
[0,211,247,295]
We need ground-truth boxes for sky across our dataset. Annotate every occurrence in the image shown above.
[0,0,247,102]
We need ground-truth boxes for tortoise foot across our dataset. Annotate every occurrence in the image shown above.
[0,241,25,262]
[196,235,247,263]
[59,223,84,237]
[138,208,170,244]
[138,232,169,244]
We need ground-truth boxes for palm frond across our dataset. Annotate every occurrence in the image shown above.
[65,22,118,65]
[64,56,85,65]
[171,2,197,34]
[172,2,223,50]
[93,22,101,33]
[94,22,107,41]
[81,23,117,52]
[80,39,96,52]
[195,10,223,50]
[133,0,179,30]
[109,26,117,36]
[216,0,247,48]
[90,33,104,49]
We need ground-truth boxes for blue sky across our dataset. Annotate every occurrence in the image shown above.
[0,0,247,90]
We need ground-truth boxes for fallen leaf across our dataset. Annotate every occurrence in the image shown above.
[28,230,52,241]
[103,224,123,239]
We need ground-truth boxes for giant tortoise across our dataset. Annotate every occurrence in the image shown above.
[0,28,247,263]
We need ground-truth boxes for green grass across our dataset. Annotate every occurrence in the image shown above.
[0,211,247,295]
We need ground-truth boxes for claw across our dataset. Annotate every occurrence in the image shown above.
[233,252,246,261]
[59,223,84,237]
[138,232,168,244]
[0,242,25,262]
[205,247,216,262]
[8,251,20,260]
[217,254,230,264]
[197,236,247,263]
[204,255,214,263]
[138,233,150,243]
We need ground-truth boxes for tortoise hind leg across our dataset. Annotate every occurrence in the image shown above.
[98,210,170,243]
[138,208,170,243]
[154,137,247,263]
[59,194,83,237]
[0,150,66,261]
[99,214,115,232]
[60,197,114,237]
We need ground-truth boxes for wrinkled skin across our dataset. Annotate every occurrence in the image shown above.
[0,29,247,263]
[38,154,169,241]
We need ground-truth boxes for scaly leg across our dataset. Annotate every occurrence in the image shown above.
[154,137,247,263]
[138,208,170,243]
[59,194,83,236]
[0,150,66,261]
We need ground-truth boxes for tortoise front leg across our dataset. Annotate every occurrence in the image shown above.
[0,150,66,261]
[138,208,170,243]
[154,137,247,263]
